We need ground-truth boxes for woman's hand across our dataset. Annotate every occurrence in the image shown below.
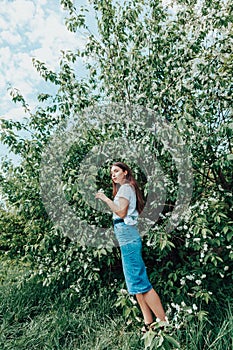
[95,191,129,218]
[95,191,109,203]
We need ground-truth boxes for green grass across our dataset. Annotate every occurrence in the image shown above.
[0,260,232,350]
[0,260,143,350]
[176,306,233,350]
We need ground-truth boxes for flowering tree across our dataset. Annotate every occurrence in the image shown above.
[0,0,232,343]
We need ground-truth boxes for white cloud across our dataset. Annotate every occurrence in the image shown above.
[0,105,28,121]
[0,48,39,94]
[0,46,12,65]
[29,11,84,68]
[2,0,36,29]
[0,16,8,30]
[1,30,22,45]
[0,0,88,122]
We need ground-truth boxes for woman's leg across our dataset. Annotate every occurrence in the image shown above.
[136,288,166,322]
[136,293,153,324]
[143,288,166,321]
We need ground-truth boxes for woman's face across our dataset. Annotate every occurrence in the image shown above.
[111,165,127,185]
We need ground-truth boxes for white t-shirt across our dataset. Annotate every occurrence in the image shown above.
[113,184,138,225]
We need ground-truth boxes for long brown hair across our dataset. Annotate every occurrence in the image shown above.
[111,162,144,214]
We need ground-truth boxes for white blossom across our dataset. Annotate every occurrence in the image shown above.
[203,243,208,251]
[195,280,202,285]
[120,288,127,295]
[186,274,195,280]
[130,296,137,305]
[171,303,180,311]
[200,251,205,258]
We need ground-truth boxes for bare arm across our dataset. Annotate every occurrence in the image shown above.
[95,192,129,218]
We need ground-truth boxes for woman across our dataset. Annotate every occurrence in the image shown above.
[95,162,166,332]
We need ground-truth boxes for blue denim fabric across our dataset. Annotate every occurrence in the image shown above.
[114,223,152,295]
[114,222,140,246]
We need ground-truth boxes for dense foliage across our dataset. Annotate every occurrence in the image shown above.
[0,0,232,348]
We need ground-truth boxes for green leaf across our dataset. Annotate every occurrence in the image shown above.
[227,154,233,160]
[164,334,180,348]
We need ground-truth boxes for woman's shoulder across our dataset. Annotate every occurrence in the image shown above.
[121,183,135,192]
[121,183,131,187]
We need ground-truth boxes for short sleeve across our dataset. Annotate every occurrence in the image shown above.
[117,184,134,201]
[113,183,138,223]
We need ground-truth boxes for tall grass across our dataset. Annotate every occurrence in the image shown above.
[0,260,232,350]
[175,305,233,350]
[0,260,143,350]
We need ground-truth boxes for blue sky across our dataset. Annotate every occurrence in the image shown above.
[0,0,98,159]
[0,0,92,120]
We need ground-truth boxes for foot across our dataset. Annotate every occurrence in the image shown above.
[141,322,153,333]
[141,319,169,333]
